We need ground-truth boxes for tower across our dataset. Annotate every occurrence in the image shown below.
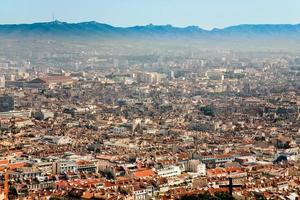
[0,76,5,88]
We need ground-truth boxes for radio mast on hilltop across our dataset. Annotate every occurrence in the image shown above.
[52,13,56,22]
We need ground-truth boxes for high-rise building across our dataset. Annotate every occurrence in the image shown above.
[134,72,161,84]
[296,132,300,145]
[0,76,5,88]
[187,159,206,176]
[170,70,175,80]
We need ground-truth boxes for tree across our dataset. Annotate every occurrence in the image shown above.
[253,192,267,200]
[200,105,215,117]
[180,192,234,200]
[215,192,234,200]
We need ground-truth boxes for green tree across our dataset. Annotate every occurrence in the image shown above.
[180,192,234,200]
[215,192,234,200]
[200,105,215,117]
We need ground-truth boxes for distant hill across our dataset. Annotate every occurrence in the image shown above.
[1,21,300,39]
[212,24,300,38]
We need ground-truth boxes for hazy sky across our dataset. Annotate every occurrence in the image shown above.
[1,0,300,29]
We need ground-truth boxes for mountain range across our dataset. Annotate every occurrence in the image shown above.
[1,20,300,39]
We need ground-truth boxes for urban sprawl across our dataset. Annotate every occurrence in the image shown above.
[0,50,300,200]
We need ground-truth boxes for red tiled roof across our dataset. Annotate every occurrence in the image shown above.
[40,76,73,84]
[81,191,94,199]
[134,169,155,178]
[0,159,9,165]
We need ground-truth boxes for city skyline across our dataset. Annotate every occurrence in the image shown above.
[1,0,300,29]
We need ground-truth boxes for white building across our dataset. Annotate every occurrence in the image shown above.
[133,186,154,200]
[187,159,206,176]
[42,136,73,145]
[52,160,78,174]
[156,166,181,178]
[113,126,126,134]
[134,72,162,84]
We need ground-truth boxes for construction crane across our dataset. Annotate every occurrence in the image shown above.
[0,157,25,200]
[3,168,9,200]
[0,160,14,200]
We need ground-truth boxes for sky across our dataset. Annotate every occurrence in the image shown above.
[1,0,300,29]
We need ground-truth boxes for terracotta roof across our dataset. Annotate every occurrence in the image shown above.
[134,169,155,178]
[81,191,94,199]
[29,76,73,84]
[215,154,232,158]
[0,159,9,165]
[41,76,73,84]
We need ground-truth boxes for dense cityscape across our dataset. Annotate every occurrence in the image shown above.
[1,45,300,199]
